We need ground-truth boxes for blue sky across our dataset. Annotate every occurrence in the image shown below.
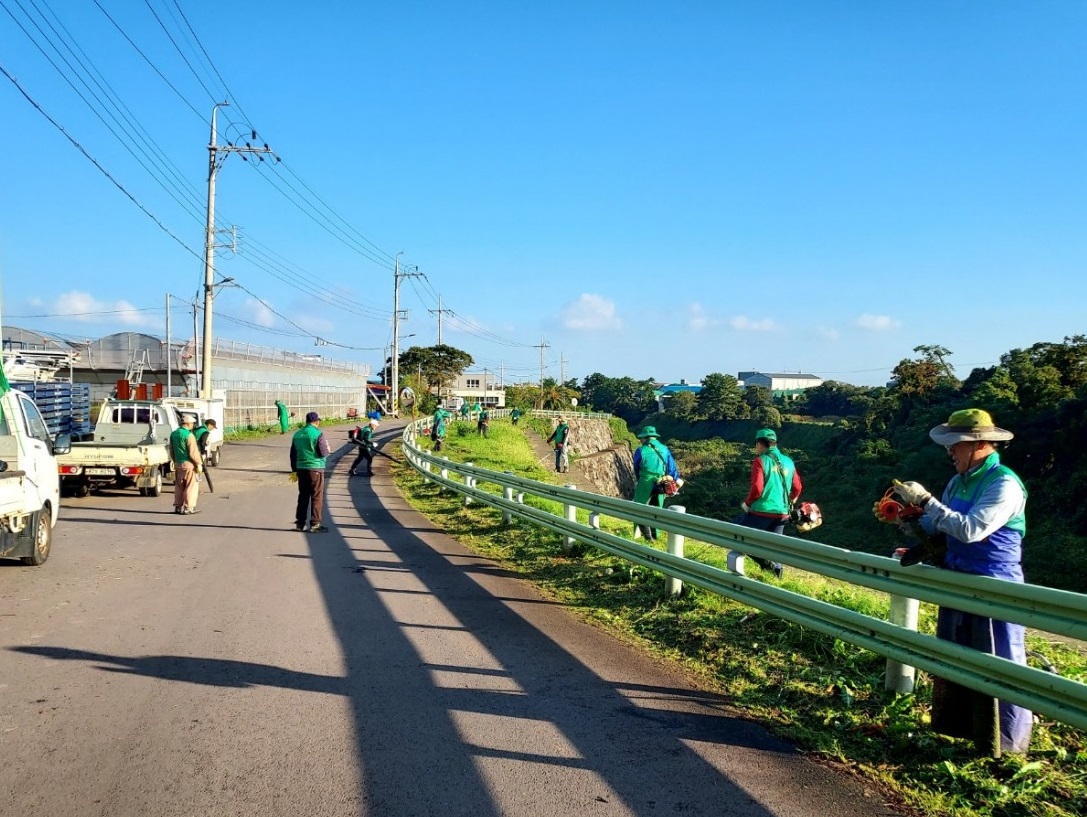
[1,2,1084,387]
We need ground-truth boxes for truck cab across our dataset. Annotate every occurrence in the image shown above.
[0,389,69,565]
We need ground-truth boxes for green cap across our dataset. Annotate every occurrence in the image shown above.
[755,428,777,443]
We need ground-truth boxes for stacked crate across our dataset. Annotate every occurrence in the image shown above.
[10,381,93,438]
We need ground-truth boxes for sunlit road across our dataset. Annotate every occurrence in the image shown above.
[1,425,897,817]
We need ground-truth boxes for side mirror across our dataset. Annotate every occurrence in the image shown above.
[53,434,72,456]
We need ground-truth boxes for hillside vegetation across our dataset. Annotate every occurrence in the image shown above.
[590,339,1087,593]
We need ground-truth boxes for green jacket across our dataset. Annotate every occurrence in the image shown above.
[170,427,194,464]
[292,425,326,470]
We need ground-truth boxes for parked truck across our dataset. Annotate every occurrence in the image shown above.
[55,399,178,497]
[162,396,225,466]
[0,387,70,565]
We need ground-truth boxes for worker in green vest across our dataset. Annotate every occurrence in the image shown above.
[170,414,203,515]
[290,412,331,532]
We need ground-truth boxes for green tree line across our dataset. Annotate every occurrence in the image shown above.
[578,337,1087,592]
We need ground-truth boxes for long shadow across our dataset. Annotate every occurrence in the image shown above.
[10,646,343,693]
[303,453,789,815]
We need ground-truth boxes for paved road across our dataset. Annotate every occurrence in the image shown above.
[0,424,899,817]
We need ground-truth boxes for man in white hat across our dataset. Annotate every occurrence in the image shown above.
[350,418,379,477]
[892,408,1031,754]
[169,413,203,515]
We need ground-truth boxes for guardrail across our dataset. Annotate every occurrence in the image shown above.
[400,414,1087,735]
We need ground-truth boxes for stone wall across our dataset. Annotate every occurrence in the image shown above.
[546,416,635,498]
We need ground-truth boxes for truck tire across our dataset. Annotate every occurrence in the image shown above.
[211,448,221,467]
[21,510,51,566]
[148,469,163,497]
[73,483,90,498]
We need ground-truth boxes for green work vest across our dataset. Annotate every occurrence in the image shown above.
[194,425,209,445]
[170,427,194,464]
[750,449,796,516]
[293,425,326,470]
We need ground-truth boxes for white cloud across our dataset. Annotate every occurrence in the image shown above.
[52,290,156,327]
[729,315,778,332]
[817,325,840,341]
[243,298,277,328]
[295,314,335,335]
[686,302,721,332]
[856,313,901,331]
[561,294,622,331]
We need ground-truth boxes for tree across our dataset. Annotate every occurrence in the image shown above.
[668,390,699,421]
[743,385,773,411]
[697,373,746,421]
[752,405,782,429]
[397,344,474,396]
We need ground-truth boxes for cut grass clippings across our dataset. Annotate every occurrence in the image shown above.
[390,417,1087,817]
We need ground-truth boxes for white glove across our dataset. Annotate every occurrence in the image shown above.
[740,501,750,513]
[892,480,931,507]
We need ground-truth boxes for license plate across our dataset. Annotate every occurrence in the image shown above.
[85,468,115,476]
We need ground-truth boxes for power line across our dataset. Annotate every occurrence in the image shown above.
[0,62,201,260]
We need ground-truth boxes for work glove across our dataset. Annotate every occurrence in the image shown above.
[288,472,298,483]
[740,501,750,513]
[892,479,932,507]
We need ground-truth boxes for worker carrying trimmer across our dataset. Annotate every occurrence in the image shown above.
[876,408,1031,755]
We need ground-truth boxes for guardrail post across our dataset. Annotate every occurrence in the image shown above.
[666,506,686,597]
[884,595,920,693]
[562,484,577,552]
[726,551,747,576]
[440,456,449,492]
[502,472,514,524]
[464,463,474,506]
[589,512,600,531]
[423,460,432,483]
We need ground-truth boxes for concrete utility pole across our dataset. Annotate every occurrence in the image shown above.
[560,352,567,386]
[201,101,276,399]
[391,256,423,415]
[533,339,550,406]
[428,294,453,345]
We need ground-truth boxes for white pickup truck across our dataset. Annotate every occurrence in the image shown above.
[55,399,177,498]
[162,396,225,466]
[0,387,70,565]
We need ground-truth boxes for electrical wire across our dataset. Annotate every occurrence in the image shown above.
[0,63,202,260]
[140,0,217,104]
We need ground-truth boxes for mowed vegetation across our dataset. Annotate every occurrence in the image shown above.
[391,415,1087,817]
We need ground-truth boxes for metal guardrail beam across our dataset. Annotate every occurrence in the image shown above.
[401,415,1087,732]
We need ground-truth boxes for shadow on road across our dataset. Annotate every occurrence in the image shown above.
[294,441,786,816]
[9,646,343,693]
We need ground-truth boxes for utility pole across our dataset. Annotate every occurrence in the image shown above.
[533,339,550,407]
[428,293,453,345]
[201,101,276,399]
[165,294,172,397]
[560,352,567,386]
[391,255,423,415]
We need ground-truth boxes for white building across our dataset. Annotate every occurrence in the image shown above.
[738,371,824,393]
[447,371,506,408]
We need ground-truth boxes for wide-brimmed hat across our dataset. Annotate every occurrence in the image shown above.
[637,426,660,439]
[929,409,1013,446]
[755,428,777,443]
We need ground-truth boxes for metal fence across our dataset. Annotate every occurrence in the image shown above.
[400,413,1087,734]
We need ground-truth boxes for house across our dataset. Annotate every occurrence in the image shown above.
[447,371,506,408]
[738,371,823,399]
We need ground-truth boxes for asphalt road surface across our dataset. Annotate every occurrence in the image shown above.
[0,424,900,817]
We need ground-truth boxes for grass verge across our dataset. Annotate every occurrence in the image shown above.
[391,418,1087,817]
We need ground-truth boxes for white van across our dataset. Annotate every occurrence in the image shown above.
[0,388,69,565]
